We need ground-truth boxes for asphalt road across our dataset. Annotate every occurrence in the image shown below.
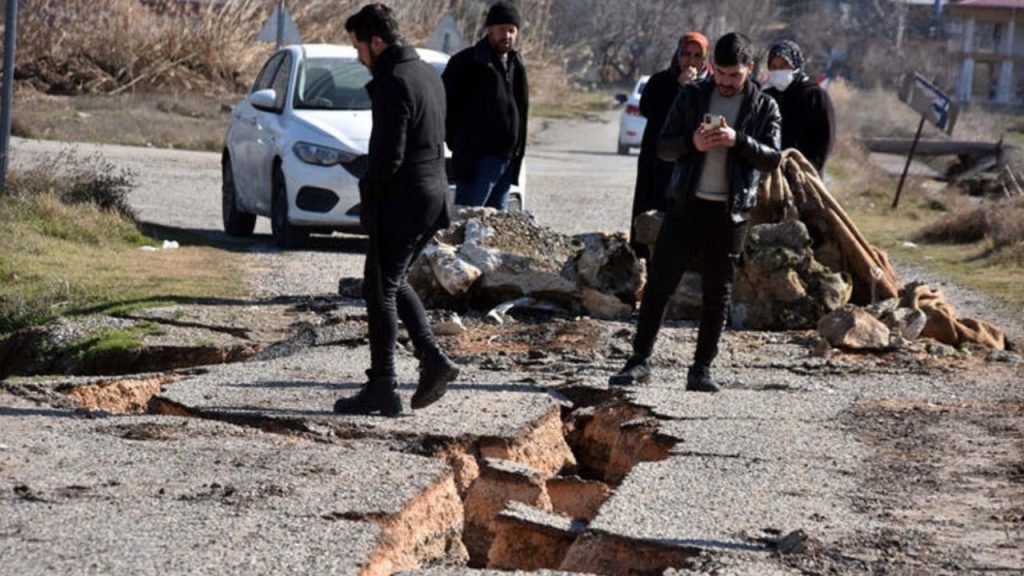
[6,113,1024,575]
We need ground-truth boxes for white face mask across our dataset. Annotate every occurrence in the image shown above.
[768,69,795,91]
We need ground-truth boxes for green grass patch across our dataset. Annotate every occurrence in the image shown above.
[64,322,165,360]
[0,156,246,337]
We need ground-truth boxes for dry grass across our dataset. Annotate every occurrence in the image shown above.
[824,81,1024,312]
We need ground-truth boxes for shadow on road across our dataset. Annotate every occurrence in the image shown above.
[138,222,370,254]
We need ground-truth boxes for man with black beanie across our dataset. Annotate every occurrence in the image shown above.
[442,1,529,210]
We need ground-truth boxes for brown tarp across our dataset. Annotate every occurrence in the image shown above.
[755,149,1007,351]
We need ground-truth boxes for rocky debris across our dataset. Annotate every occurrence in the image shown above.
[818,306,892,351]
[632,216,852,329]
[410,209,643,320]
[733,220,850,330]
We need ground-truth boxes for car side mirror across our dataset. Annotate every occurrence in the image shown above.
[614,93,628,105]
[250,89,278,112]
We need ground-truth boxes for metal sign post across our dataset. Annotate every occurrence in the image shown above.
[275,0,284,49]
[1,0,19,190]
[893,73,960,209]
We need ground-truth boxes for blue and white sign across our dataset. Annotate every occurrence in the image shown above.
[900,73,959,135]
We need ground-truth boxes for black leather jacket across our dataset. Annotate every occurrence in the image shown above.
[658,78,781,223]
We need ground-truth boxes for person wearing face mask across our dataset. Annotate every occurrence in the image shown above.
[763,40,834,174]
[629,31,711,261]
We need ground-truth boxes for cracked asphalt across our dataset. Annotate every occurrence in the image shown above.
[4,113,1024,575]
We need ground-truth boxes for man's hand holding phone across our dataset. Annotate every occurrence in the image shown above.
[694,114,737,151]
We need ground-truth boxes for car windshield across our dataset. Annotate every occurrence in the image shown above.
[294,58,372,111]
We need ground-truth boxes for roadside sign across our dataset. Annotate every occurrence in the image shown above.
[893,72,962,208]
[899,73,959,135]
[258,1,302,48]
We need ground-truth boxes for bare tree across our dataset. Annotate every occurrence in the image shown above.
[549,0,778,84]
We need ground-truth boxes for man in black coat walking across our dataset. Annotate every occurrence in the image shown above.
[763,40,834,174]
[335,3,459,417]
[610,33,782,393]
[442,1,529,210]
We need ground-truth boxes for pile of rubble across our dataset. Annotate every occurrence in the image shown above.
[409,208,643,321]
[411,208,850,331]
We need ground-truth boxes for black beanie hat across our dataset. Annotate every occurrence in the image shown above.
[485,1,521,28]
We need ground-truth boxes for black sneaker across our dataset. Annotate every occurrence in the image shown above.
[412,354,460,410]
[609,356,652,386]
[686,365,720,393]
[333,382,403,416]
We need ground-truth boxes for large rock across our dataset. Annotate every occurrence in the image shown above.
[570,232,644,319]
[817,305,891,350]
[732,220,851,329]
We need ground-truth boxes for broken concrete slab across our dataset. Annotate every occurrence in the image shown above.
[580,453,854,556]
[0,404,465,575]
[463,459,553,565]
[488,501,586,571]
[153,346,575,475]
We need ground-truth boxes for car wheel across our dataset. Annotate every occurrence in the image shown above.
[271,167,308,250]
[222,155,256,237]
[617,142,630,155]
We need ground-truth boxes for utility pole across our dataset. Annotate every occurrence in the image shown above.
[1,0,19,189]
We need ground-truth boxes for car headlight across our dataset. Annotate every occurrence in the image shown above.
[293,142,356,166]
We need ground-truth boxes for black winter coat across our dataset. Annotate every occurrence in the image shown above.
[764,77,834,173]
[442,38,529,185]
[658,78,782,223]
[363,43,451,235]
[633,69,682,218]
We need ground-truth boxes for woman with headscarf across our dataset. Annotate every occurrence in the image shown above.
[630,31,710,260]
[763,40,835,174]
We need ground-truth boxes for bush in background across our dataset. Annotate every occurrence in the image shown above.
[3,147,137,219]
[0,149,143,335]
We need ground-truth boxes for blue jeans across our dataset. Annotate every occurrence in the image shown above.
[455,155,513,210]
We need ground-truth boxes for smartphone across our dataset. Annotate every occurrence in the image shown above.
[702,113,723,130]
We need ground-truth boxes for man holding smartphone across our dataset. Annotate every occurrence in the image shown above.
[610,32,781,392]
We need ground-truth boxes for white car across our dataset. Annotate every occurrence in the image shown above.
[616,75,649,155]
[222,44,524,248]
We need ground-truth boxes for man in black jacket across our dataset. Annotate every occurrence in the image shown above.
[442,1,528,210]
[764,40,835,174]
[335,3,459,416]
[610,33,782,393]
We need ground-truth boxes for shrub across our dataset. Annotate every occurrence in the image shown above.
[915,204,990,244]
[3,147,136,219]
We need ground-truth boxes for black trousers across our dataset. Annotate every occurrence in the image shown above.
[633,198,748,369]
[363,229,439,384]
